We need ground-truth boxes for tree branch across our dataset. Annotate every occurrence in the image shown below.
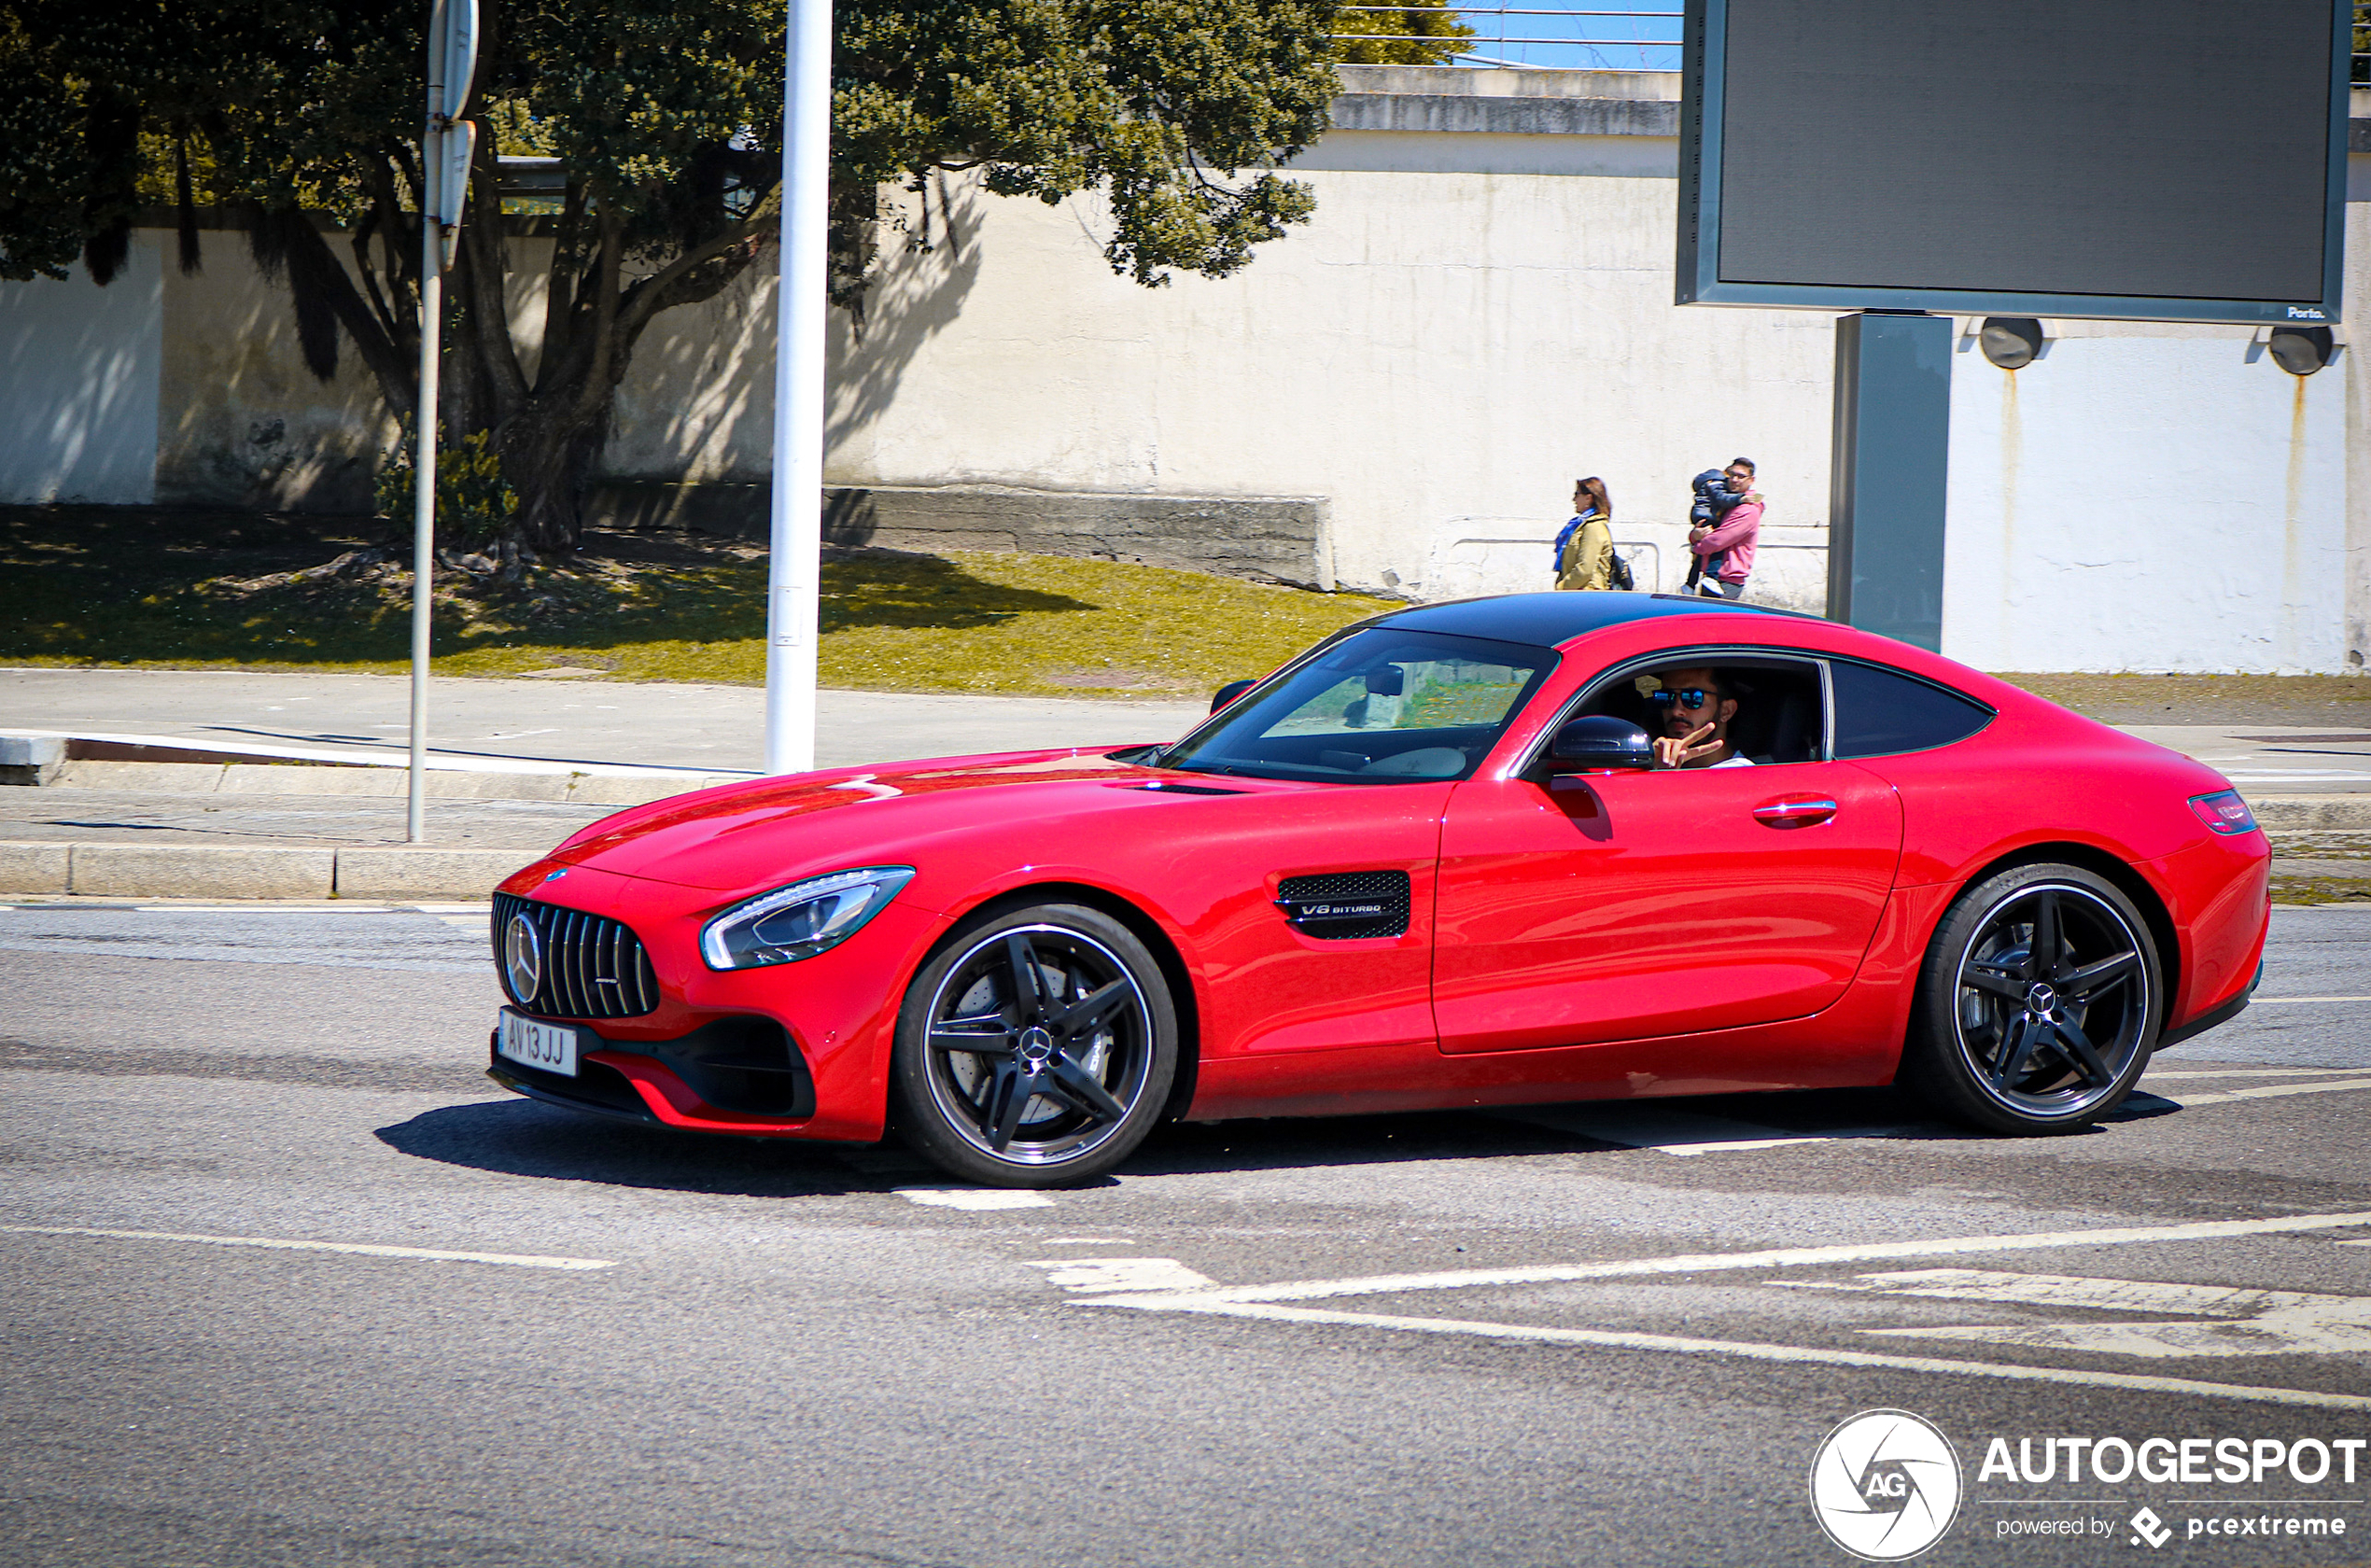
[612,203,776,345]
[456,143,530,413]
[574,196,624,420]
[539,178,586,390]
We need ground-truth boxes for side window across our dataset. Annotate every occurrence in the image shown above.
[1829,661,1994,759]
[1576,655,1827,765]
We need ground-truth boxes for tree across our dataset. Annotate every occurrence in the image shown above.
[1330,3,1475,67]
[0,1,1339,564]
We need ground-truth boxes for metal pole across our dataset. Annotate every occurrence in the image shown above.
[1826,311,1951,651]
[408,107,442,841]
[763,0,831,776]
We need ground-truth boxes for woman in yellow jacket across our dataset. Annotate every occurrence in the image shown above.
[1554,477,1615,591]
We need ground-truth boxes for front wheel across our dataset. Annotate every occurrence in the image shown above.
[891,903,1177,1187]
[1899,863,2161,1134]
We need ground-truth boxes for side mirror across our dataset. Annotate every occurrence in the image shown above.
[1211,679,1256,714]
[1548,715,1654,773]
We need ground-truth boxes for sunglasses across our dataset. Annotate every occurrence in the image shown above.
[1649,688,1716,710]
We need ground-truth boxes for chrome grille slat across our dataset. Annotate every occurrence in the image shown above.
[554,908,575,1016]
[492,893,658,1020]
[553,908,575,1017]
[566,908,592,1018]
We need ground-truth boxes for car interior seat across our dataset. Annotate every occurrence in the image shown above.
[1734,680,1818,764]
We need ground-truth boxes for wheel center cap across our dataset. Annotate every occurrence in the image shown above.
[1018,1026,1055,1066]
[2026,982,2057,1015]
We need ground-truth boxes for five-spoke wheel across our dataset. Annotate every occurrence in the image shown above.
[891,903,1177,1186]
[1901,863,2160,1133]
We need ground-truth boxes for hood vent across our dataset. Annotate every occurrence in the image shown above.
[1274,870,1411,940]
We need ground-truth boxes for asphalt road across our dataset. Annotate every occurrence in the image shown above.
[5,903,2371,1567]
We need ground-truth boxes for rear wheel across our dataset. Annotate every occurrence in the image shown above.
[1900,863,2160,1134]
[891,903,1177,1187]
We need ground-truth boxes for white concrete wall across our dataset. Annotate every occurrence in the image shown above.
[0,236,161,504]
[819,132,2369,671]
[1941,322,2349,674]
[7,90,2362,674]
[824,159,1842,607]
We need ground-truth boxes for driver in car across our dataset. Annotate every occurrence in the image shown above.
[1646,666,1753,769]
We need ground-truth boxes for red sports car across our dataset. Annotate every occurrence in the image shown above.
[485,593,2269,1186]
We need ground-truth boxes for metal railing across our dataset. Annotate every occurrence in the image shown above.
[1335,5,1681,69]
[1340,7,2371,77]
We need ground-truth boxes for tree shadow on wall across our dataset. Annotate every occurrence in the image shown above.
[826,172,989,455]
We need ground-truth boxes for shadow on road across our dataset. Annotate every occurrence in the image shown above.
[375,1084,2132,1197]
[374,1099,885,1198]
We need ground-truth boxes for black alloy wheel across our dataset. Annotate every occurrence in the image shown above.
[1901,863,2161,1134]
[891,903,1177,1187]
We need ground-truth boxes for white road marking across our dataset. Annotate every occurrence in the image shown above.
[1044,1237,1135,1245]
[1779,1268,2371,1357]
[894,1187,1055,1211]
[0,1224,614,1270]
[2250,996,2371,1004]
[1077,1297,2371,1412]
[2143,1067,2370,1079]
[1092,1210,2371,1308]
[132,903,360,914]
[1027,1258,1216,1293]
[2142,1078,2371,1108]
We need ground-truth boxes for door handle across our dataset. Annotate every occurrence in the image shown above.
[1751,797,1837,829]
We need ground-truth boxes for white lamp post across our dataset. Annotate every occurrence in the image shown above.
[763,0,831,776]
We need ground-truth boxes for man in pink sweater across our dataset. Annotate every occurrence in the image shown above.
[1689,456,1761,598]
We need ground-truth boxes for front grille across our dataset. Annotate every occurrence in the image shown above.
[1274,870,1411,940]
[492,891,661,1018]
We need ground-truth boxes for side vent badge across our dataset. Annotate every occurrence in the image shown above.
[1274,871,1412,940]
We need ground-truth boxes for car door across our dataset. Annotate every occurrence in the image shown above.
[1432,654,1904,1053]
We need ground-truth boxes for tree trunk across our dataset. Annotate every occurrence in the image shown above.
[494,401,609,559]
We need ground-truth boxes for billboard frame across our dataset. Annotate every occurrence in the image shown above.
[1676,0,2351,326]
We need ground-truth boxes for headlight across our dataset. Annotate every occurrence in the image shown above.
[701,866,915,971]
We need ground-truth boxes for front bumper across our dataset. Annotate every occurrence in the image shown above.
[489,1012,819,1134]
[486,859,953,1141]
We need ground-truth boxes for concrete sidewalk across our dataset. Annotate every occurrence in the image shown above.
[0,666,1206,775]
[0,669,1210,898]
[7,666,2370,900]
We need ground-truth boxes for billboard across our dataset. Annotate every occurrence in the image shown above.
[1677,0,2350,324]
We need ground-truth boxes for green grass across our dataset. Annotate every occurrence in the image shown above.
[0,506,1400,698]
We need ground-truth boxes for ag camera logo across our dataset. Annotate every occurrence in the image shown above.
[1809,1409,1962,1561]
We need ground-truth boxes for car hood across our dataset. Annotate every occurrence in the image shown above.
[548,746,1236,895]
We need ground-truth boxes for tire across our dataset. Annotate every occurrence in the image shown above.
[1899,863,2162,1135]
[891,903,1178,1187]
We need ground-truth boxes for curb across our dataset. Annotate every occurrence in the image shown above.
[22,758,742,806]
[2251,796,2371,830]
[0,843,528,900]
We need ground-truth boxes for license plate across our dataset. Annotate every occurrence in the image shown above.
[497,1009,581,1077]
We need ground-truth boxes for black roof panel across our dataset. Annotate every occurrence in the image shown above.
[1370,593,1793,649]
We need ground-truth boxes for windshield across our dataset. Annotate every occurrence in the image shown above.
[1160,628,1558,784]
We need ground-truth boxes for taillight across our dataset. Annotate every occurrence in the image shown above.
[2187,791,2257,835]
